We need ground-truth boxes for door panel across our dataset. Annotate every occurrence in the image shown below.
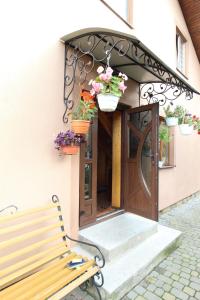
[79,119,97,227]
[124,103,159,221]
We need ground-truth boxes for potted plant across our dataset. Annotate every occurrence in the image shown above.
[89,66,128,112]
[54,130,84,155]
[192,115,200,135]
[163,105,178,126]
[178,111,194,135]
[71,91,97,135]
[159,125,170,167]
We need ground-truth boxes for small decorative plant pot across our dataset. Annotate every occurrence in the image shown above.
[71,120,90,135]
[60,145,79,155]
[159,160,164,168]
[179,124,193,135]
[97,94,120,112]
[165,117,178,127]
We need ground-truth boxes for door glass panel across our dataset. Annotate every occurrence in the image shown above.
[129,128,139,159]
[141,131,152,195]
[129,111,152,132]
[85,126,92,159]
[84,163,92,200]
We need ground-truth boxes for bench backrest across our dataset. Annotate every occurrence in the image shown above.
[0,199,69,290]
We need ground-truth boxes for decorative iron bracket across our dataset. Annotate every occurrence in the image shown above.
[140,82,193,106]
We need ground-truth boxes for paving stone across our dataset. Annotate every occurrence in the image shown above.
[171,287,189,300]
[143,291,160,300]
[134,286,146,295]
[183,286,195,296]
[147,284,156,292]
[127,290,138,299]
[179,277,189,285]
[154,287,164,297]
[163,292,176,300]
[195,292,200,300]
[171,274,179,281]
[172,281,184,290]
[190,281,200,291]
[163,284,171,292]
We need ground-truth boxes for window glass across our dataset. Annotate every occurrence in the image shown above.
[104,0,128,21]
[84,164,92,200]
[176,32,186,73]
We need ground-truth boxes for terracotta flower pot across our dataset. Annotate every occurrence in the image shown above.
[60,145,79,155]
[71,120,90,135]
[198,130,200,135]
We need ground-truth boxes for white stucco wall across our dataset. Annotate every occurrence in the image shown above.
[0,0,200,234]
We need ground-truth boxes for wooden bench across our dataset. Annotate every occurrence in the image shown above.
[0,195,105,300]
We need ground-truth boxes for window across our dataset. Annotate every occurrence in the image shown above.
[159,117,175,168]
[100,0,133,27]
[176,30,186,74]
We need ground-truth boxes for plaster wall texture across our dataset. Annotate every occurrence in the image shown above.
[0,0,200,235]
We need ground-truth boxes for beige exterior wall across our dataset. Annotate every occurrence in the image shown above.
[0,0,200,235]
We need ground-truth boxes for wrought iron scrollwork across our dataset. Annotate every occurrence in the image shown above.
[140,82,193,106]
[0,205,18,216]
[63,31,196,121]
[65,233,105,269]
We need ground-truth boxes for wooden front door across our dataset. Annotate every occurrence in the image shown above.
[79,119,97,227]
[123,103,159,220]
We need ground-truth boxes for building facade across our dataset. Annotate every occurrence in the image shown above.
[1,0,200,236]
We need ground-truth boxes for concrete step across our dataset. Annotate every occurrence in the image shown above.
[74,213,182,300]
[78,213,158,261]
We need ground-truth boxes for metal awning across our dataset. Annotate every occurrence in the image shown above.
[61,28,200,123]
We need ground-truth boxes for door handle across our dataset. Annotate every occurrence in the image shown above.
[79,210,85,217]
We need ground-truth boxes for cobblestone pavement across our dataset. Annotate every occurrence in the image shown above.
[65,194,200,300]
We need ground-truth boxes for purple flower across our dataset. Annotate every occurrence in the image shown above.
[54,130,85,150]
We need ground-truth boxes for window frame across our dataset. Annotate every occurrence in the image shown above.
[100,0,133,28]
[176,28,187,77]
[159,117,175,169]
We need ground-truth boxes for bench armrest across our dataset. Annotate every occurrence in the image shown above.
[65,233,105,268]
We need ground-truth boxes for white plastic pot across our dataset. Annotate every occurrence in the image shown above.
[97,94,120,112]
[165,117,178,127]
[159,161,164,168]
[179,124,193,135]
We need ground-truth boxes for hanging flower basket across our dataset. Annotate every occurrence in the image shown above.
[97,94,120,112]
[165,117,178,127]
[179,124,193,135]
[71,120,90,135]
[60,145,79,155]
[89,66,128,112]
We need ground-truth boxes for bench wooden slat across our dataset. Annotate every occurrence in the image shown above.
[0,221,64,250]
[0,212,60,235]
[0,244,68,277]
[0,253,77,297]
[0,246,71,289]
[0,203,60,223]
[10,260,95,300]
[48,266,99,300]
[0,232,66,265]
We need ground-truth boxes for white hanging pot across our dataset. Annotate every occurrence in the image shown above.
[165,117,178,127]
[179,124,193,135]
[97,94,120,112]
[159,161,164,168]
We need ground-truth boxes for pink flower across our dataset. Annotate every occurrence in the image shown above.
[90,88,96,96]
[92,81,102,93]
[97,66,104,74]
[99,73,111,82]
[106,67,113,75]
[118,81,127,93]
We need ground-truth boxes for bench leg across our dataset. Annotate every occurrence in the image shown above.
[80,271,104,300]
